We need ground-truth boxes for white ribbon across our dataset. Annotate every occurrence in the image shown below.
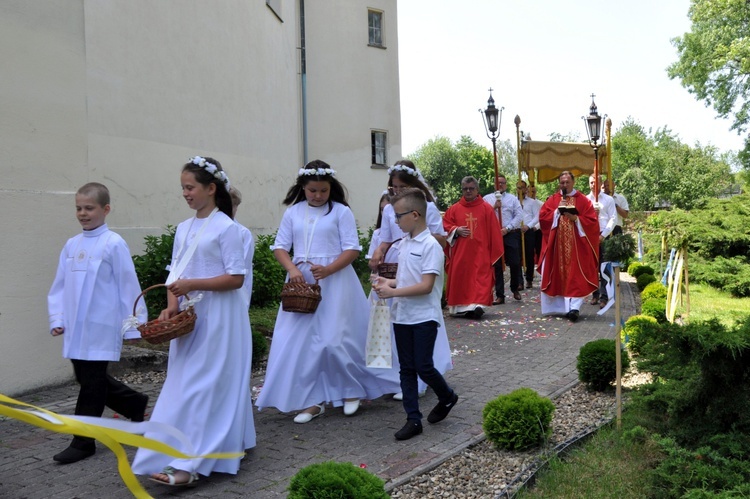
[120,306,147,336]
[597,261,615,315]
[179,293,203,310]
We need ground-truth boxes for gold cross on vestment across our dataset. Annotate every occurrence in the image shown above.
[465,212,477,239]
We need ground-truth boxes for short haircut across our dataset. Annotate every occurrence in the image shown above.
[391,187,426,217]
[559,171,575,183]
[77,182,110,207]
[229,186,242,207]
[461,176,479,186]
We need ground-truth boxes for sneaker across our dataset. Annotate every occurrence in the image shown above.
[394,420,423,440]
[427,392,459,424]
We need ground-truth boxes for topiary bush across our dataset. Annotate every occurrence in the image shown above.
[251,232,286,307]
[631,264,655,279]
[482,387,555,451]
[622,314,660,355]
[251,329,269,368]
[287,461,388,499]
[132,226,176,318]
[642,298,667,323]
[627,261,644,276]
[577,339,630,391]
[641,281,668,302]
[636,272,657,291]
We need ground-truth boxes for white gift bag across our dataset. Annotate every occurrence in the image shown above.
[365,298,392,368]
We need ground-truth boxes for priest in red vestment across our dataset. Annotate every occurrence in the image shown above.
[443,176,504,318]
[538,171,599,322]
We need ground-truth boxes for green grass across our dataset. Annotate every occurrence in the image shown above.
[517,424,663,498]
[250,304,278,336]
[674,282,750,326]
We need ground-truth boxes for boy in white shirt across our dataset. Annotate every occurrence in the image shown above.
[47,182,148,464]
[373,188,458,440]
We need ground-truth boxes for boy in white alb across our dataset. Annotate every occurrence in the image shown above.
[47,182,148,464]
[373,188,458,441]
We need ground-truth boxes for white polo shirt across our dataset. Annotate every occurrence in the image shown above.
[391,228,444,325]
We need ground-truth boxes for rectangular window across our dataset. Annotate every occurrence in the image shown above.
[368,10,383,47]
[371,131,387,166]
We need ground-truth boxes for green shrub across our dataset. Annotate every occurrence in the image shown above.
[601,233,636,263]
[631,264,655,278]
[641,281,668,301]
[627,261,644,276]
[132,226,176,318]
[251,232,286,307]
[251,329,269,368]
[287,461,388,499]
[622,315,660,355]
[636,273,657,291]
[642,298,667,323]
[482,387,555,451]
[577,339,631,391]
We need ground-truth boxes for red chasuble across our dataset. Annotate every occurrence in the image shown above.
[443,196,504,307]
[538,190,599,297]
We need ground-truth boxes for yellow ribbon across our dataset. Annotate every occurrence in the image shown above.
[0,393,243,498]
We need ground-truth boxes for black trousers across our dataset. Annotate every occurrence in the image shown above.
[523,229,541,284]
[592,239,611,302]
[69,359,146,449]
[495,231,523,297]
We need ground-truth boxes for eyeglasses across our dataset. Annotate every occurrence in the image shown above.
[394,210,417,221]
[461,186,477,192]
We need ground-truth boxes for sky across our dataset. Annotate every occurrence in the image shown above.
[396,0,746,157]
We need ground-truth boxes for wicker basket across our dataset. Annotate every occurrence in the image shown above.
[280,281,322,314]
[377,263,398,279]
[134,284,196,344]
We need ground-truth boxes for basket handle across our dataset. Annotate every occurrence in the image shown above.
[294,261,320,285]
[132,283,191,318]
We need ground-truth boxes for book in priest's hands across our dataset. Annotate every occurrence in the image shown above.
[557,204,578,216]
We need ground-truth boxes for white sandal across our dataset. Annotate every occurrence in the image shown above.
[149,466,199,486]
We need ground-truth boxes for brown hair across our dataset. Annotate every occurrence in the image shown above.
[77,182,110,207]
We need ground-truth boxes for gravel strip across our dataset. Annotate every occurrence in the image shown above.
[389,383,617,498]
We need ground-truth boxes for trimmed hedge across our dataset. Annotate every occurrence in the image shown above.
[577,339,631,391]
[482,388,555,451]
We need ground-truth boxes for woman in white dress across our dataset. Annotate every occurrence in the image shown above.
[256,160,400,423]
[132,157,255,486]
[368,160,453,397]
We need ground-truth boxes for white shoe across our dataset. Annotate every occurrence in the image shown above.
[293,404,324,424]
[343,399,360,416]
[393,391,426,401]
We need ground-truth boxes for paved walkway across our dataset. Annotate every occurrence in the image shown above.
[0,274,637,498]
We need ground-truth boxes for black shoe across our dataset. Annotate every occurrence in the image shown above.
[513,291,522,301]
[471,307,484,319]
[131,394,149,422]
[395,420,423,440]
[53,445,95,464]
[567,310,580,322]
[526,281,533,289]
[427,392,459,424]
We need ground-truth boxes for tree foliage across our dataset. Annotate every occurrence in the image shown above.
[409,135,516,210]
[668,0,750,166]
[611,117,733,210]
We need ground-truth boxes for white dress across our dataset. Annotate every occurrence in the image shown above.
[132,211,255,476]
[256,201,401,413]
[377,202,453,391]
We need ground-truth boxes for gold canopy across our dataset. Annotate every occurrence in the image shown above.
[515,117,612,184]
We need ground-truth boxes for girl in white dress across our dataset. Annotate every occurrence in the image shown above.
[368,160,453,397]
[132,157,255,486]
[256,160,400,423]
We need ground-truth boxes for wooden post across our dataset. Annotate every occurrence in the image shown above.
[614,262,622,429]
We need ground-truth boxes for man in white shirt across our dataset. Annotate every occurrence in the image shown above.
[519,181,542,288]
[483,175,523,303]
[586,175,616,307]
[602,180,629,235]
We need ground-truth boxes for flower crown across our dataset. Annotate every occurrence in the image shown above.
[189,156,231,188]
[298,167,336,177]
[387,164,419,177]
